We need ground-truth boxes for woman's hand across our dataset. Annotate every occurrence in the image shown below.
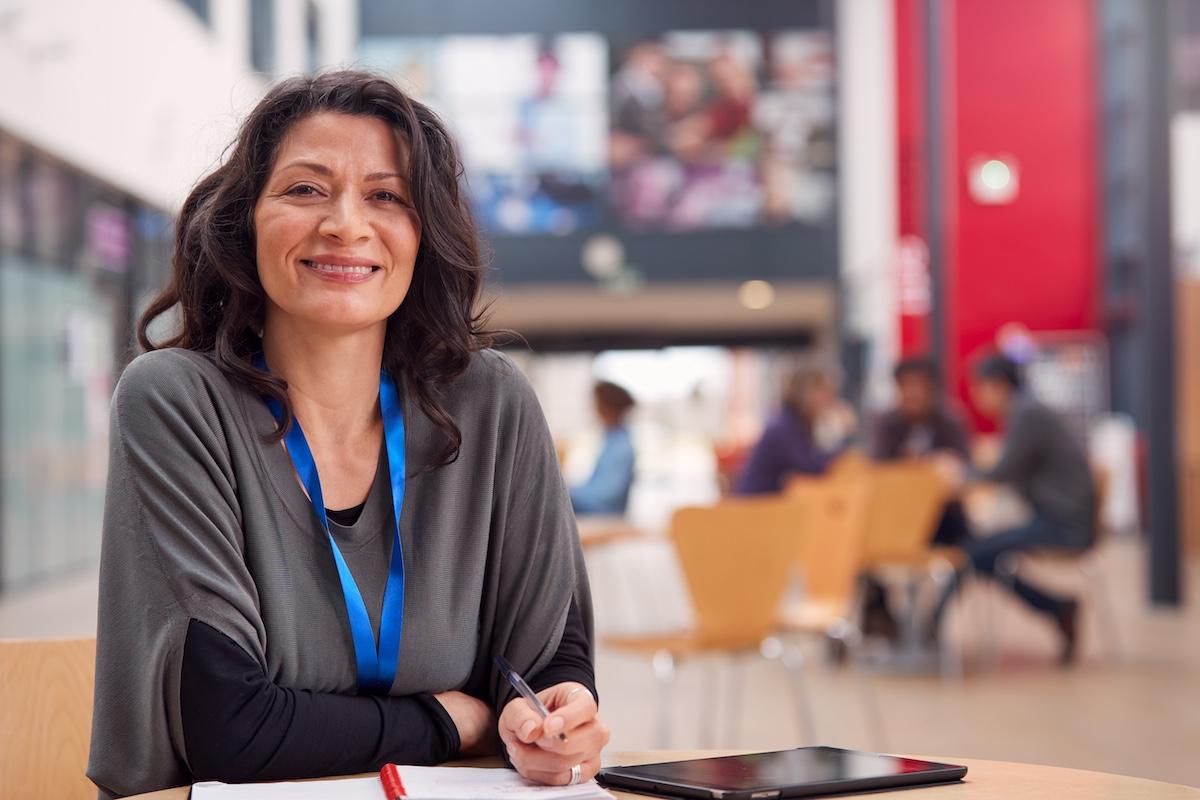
[434,691,497,757]
[498,682,610,786]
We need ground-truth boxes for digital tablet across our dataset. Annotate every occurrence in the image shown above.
[597,747,967,799]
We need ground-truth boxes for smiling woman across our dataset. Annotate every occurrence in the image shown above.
[87,71,607,799]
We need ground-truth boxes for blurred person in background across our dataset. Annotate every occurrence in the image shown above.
[735,360,856,495]
[871,355,972,546]
[570,381,636,516]
[861,356,973,639]
[929,353,1096,665]
[88,71,607,798]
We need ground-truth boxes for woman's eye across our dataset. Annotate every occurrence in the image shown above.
[285,184,319,197]
[374,190,404,203]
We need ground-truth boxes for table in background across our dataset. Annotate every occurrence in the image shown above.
[128,751,1200,799]
[575,516,646,550]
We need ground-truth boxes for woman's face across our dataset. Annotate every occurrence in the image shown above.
[253,112,420,336]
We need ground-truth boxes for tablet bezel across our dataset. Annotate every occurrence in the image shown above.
[596,747,968,800]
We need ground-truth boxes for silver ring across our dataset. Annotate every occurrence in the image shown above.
[569,764,582,786]
[566,686,593,703]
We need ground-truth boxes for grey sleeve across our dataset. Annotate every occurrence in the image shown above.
[469,354,594,714]
[88,351,266,798]
[980,404,1049,485]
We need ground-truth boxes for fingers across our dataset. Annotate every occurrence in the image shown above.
[542,686,597,739]
[498,699,546,746]
[505,718,611,779]
[513,754,602,788]
[509,721,606,767]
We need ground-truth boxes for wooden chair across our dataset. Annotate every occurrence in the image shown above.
[858,460,955,570]
[776,480,884,746]
[787,460,965,677]
[0,637,97,799]
[864,461,968,677]
[603,496,802,747]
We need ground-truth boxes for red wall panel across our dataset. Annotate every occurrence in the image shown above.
[894,0,1101,427]
[946,0,1100,422]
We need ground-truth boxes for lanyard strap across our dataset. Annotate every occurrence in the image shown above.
[256,355,406,694]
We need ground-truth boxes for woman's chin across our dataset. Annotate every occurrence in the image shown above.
[282,308,393,337]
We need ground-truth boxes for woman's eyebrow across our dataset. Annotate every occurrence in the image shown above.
[275,161,405,183]
[277,160,332,176]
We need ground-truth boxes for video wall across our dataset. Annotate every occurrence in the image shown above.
[361,30,833,237]
[357,1,837,288]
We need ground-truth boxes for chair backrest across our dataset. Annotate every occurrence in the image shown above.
[828,449,873,481]
[670,496,801,649]
[859,460,950,567]
[0,637,97,800]
[789,481,870,614]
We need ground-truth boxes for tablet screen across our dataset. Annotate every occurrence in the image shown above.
[610,748,958,792]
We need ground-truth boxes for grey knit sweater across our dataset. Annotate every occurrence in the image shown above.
[87,347,591,797]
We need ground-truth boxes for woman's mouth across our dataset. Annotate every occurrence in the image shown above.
[300,260,381,283]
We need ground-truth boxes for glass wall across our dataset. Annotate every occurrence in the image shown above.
[0,131,173,589]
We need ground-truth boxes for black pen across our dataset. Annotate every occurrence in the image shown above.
[495,655,568,743]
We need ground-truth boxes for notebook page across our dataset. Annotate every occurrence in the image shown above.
[192,776,380,799]
[396,766,613,799]
[190,768,613,800]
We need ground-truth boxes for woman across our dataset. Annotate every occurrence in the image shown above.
[734,359,856,495]
[569,381,636,516]
[87,71,607,798]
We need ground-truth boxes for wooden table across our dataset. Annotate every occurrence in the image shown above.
[575,516,646,550]
[128,750,1200,799]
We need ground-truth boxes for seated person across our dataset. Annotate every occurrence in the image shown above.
[930,354,1096,665]
[870,356,972,547]
[862,357,973,639]
[736,361,855,495]
[570,381,636,515]
[88,71,607,798]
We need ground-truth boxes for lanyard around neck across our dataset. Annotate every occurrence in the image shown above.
[256,354,407,694]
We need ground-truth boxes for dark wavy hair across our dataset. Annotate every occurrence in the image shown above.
[138,69,494,468]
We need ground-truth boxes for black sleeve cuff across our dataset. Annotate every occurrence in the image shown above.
[180,618,459,783]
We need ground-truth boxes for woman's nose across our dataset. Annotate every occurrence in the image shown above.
[318,193,372,243]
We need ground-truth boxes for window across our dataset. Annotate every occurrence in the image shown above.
[250,0,276,74]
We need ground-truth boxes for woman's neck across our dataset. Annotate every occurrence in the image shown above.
[261,312,386,445]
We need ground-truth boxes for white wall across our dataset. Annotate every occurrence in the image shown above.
[837,0,899,407]
[0,0,358,211]
[1173,113,1200,277]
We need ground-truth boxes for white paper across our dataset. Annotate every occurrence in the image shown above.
[190,768,613,800]
[397,766,613,800]
[192,776,381,799]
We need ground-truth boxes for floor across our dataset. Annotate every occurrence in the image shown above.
[2,537,1197,789]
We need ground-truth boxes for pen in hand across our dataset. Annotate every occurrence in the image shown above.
[495,655,568,743]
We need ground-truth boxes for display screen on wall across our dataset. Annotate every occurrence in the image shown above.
[610,30,834,232]
[359,29,833,237]
[361,34,608,235]
[357,0,836,287]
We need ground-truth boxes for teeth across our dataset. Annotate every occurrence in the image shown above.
[303,260,375,274]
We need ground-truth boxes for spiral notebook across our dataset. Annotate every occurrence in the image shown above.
[191,765,613,800]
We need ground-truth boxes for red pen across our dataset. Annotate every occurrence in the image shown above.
[379,763,407,799]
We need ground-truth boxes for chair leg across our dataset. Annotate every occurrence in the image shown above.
[725,654,745,748]
[989,553,1021,669]
[652,650,676,749]
[838,623,887,751]
[1079,559,1123,663]
[781,641,817,745]
[930,560,966,681]
[699,658,719,749]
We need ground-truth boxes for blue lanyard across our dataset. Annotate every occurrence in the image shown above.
[256,355,406,694]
